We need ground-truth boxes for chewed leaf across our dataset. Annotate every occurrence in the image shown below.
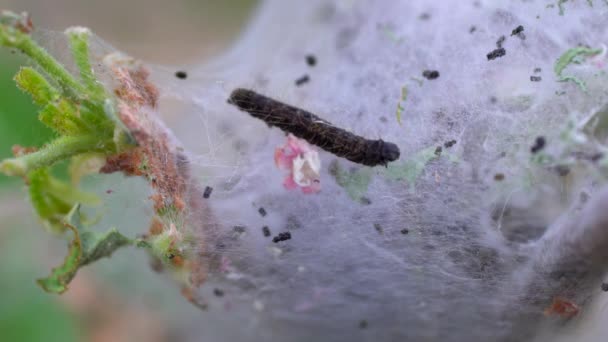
[385,147,438,192]
[554,46,602,91]
[36,208,82,293]
[28,168,100,233]
[329,160,373,202]
[79,228,132,266]
[37,205,132,294]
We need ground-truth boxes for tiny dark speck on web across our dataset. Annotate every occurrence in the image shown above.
[203,186,213,199]
[359,320,368,329]
[360,197,372,205]
[422,70,440,80]
[306,54,317,67]
[233,225,246,234]
[494,173,505,181]
[295,75,310,86]
[487,48,506,60]
[374,223,383,234]
[419,12,431,20]
[530,76,542,82]
[555,165,570,177]
[258,207,267,217]
[602,283,608,292]
[272,232,292,243]
[530,136,546,154]
[512,25,524,35]
[213,288,225,297]
[444,140,457,148]
[434,146,443,156]
[511,25,525,39]
[400,228,409,235]
[262,226,271,237]
[496,35,506,48]
[175,70,188,79]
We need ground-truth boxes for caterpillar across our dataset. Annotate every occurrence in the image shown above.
[227,88,400,167]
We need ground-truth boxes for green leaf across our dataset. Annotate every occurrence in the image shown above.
[385,146,439,192]
[329,160,373,202]
[66,27,104,97]
[14,67,59,106]
[79,228,133,266]
[36,220,81,294]
[28,168,100,233]
[37,205,133,294]
[554,46,602,91]
[396,86,407,125]
[0,11,85,99]
[38,99,89,135]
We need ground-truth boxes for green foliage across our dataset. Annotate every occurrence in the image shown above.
[14,67,60,106]
[396,86,407,125]
[554,46,602,91]
[386,146,440,192]
[329,160,373,203]
[330,146,457,200]
[28,168,100,233]
[0,11,138,295]
[37,205,133,294]
[0,54,54,187]
[0,11,133,178]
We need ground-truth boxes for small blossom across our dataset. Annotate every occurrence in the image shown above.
[274,134,321,193]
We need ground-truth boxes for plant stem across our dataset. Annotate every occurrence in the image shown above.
[0,136,110,176]
[19,35,86,99]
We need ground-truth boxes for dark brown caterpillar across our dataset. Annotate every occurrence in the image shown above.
[227,88,400,167]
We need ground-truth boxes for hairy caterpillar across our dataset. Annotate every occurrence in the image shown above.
[228,88,400,167]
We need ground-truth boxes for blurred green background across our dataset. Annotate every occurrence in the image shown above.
[0,1,257,341]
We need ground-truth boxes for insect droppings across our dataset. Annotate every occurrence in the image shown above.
[487,48,506,60]
[602,283,608,292]
[213,288,225,297]
[295,75,310,86]
[262,226,271,237]
[496,35,506,48]
[400,228,409,235]
[175,70,188,79]
[360,197,372,205]
[233,226,246,234]
[306,54,317,67]
[272,232,292,243]
[258,207,267,217]
[374,223,384,234]
[228,89,401,167]
[444,140,457,148]
[422,70,440,80]
[530,136,546,154]
[511,25,525,39]
[530,76,542,82]
[203,186,213,199]
[511,25,524,36]
[434,146,443,156]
